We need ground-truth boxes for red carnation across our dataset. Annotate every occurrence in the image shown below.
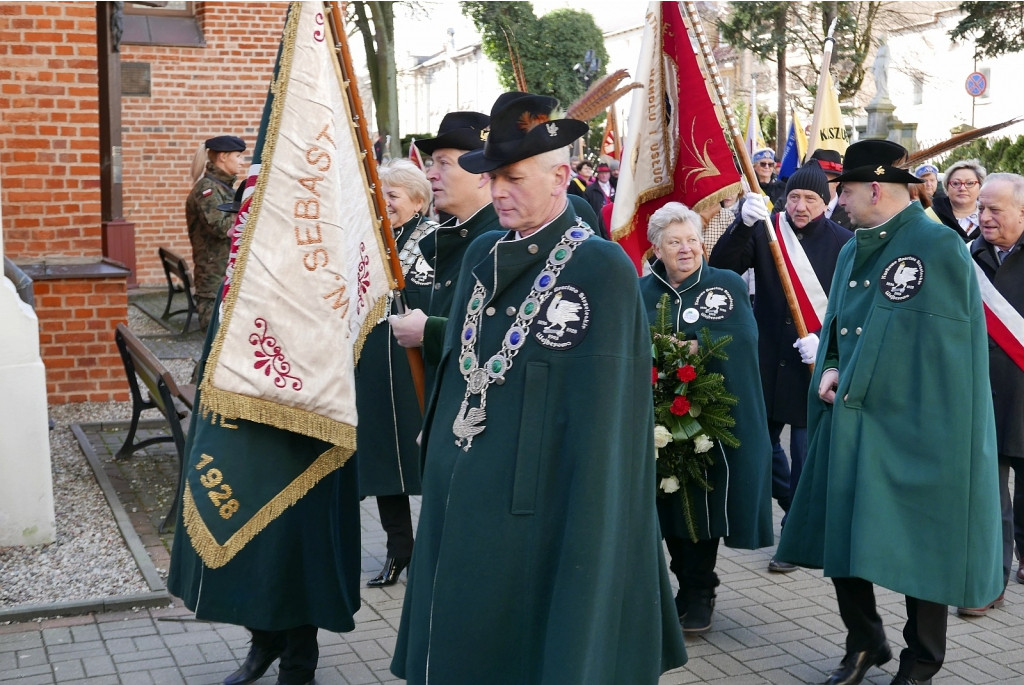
[652,366,659,385]
[676,364,697,382]
[670,395,691,416]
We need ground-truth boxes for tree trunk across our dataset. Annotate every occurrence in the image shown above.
[368,2,400,160]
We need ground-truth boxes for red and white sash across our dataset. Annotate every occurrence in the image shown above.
[773,213,828,332]
[973,261,1024,372]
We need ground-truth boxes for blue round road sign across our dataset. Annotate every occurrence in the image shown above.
[966,71,987,97]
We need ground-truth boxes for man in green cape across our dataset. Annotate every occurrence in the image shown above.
[776,140,1002,685]
[390,91,686,683]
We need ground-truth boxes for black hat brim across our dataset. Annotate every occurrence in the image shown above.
[458,119,589,174]
[832,165,923,185]
[416,130,488,156]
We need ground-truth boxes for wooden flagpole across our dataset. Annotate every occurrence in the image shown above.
[805,18,838,159]
[679,1,811,347]
[325,1,426,411]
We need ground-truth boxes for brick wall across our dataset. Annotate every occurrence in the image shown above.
[121,3,288,285]
[0,2,129,405]
[0,2,103,259]
[33,276,130,403]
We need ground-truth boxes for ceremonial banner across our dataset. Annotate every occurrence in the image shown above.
[610,1,742,273]
[601,106,620,160]
[409,138,425,170]
[808,71,848,155]
[774,213,827,331]
[177,1,390,569]
[974,262,1024,373]
[745,80,767,155]
[204,0,391,447]
[779,109,807,180]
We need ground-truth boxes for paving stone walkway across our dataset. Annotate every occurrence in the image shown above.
[2,299,1023,683]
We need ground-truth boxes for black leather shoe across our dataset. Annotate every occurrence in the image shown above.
[275,680,315,685]
[824,643,892,685]
[366,555,410,587]
[224,644,283,685]
[890,675,930,685]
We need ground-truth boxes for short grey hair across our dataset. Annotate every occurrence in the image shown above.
[379,158,432,211]
[984,172,1024,207]
[647,202,703,247]
[944,158,987,189]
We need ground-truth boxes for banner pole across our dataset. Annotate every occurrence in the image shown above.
[325,1,427,411]
[679,1,812,349]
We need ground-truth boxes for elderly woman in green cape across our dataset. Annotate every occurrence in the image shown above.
[355,159,437,588]
[639,202,774,634]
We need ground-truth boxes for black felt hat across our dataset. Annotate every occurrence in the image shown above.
[415,111,491,156]
[217,183,245,213]
[458,91,589,174]
[808,149,843,176]
[205,135,246,152]
[831,139,922,184]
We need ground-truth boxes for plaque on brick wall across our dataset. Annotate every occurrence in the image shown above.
[122,62,151,97]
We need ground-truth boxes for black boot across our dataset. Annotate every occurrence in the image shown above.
[224,634,285,685]
[681,589,715,634]
[824,643,892,685]
[366,555,410,587]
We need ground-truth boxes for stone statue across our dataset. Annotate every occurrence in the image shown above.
[871,41,890,105]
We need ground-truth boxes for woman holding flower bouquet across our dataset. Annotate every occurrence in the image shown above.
[640,202,774,634]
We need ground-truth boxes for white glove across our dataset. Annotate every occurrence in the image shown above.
[793,333,819,365]
[388,309,428,348]
[740,192,770,227]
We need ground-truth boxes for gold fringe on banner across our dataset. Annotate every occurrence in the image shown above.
[182,444,350,568]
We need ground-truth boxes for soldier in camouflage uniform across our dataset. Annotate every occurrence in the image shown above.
[185,135,246,329]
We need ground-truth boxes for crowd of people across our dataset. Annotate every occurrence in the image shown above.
[177,91,1022,684]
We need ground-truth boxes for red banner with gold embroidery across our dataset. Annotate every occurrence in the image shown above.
[610,1,741,273]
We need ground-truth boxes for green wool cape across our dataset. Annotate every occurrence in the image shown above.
[354,215,435,497]
[391,206,687,684]
[776,202,1003,608]
[640,260,774,549]
[168,303,361,633]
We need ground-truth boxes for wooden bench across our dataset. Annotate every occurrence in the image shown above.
[158,246,198,334]
[114,323,196,532]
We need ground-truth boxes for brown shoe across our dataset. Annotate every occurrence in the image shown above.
[957,592,1005,617]
[1017,565,1024,584]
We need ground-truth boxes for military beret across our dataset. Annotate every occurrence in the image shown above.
[205,135,246,153]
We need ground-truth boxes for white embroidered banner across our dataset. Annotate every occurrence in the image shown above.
[200,1,391,447]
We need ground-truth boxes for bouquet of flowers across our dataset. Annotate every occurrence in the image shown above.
[651,293,739,542]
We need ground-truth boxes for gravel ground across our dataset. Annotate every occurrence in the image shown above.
[0,303,197,615]
[0,401,148,610]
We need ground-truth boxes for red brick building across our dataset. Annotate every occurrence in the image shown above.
[1,2,289,403]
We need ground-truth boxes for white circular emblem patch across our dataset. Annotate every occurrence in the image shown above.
[879,255,925,302]
[682,307,700,324]
[534,284,590,350]
[695,286,734,320]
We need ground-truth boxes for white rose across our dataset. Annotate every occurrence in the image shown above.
[694,434,714,454]
[653,425,673,449]
[659,476,680,494]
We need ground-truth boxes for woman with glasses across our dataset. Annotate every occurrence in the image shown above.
[751,147,785,207]
[932,159,987,241]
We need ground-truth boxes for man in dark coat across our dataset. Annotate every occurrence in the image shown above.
[389,111,499,392]
[776,140,1002,685]
[583,161,615,238]
[390,91,687,684]
[964,172,1024,614]
[710,161,852,573]
[810,148,852,229]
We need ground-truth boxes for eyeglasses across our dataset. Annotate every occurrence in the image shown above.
[949,179,979,189]
[756,162,773,168]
